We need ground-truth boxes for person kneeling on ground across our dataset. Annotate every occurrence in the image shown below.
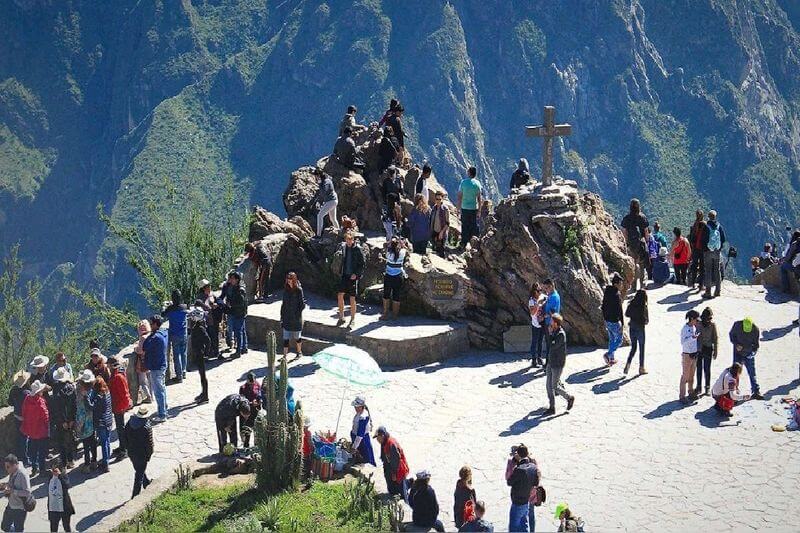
[545,314,575,415]
[711,363,750,417]
[460,500,494,532]
[214,394,251,454]
[408,470,445,532]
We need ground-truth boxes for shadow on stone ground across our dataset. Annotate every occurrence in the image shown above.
[76,503,125,531]
[694,406,742,429]
[500,409,570,436]
[643,399,694,419]
[761,323,797,341]
[763,378,800,400]
[566,366,609,384]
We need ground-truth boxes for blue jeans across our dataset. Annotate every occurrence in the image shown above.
[530,326,545,360]
[228,315,248,354]
[606,321,623,360]
[28,437,48,472]
[97,426,111,466]
[733,351,760,395]
[509,502,530,532]
[626,324,645,368]
[151,368,168,417]
[13,419,29,467]
[170,335,187,378]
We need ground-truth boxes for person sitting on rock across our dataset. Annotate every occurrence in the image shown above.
[336,231,365,330]
[759,243,776,270]
[333,126,364,171]
[408,193,432,255]
[652,221,668,250]
[214,393,251,454]
[338,105,365,137]
[377,126,399,173]
[644,226,658,280]
[409,470,445,532]
[314,168,340,238]
[652,246,673,285]
[509,158,531,192]
[384,104,406,150]
[750,257,763,277]
[378,98,400,127]
[244,241,273,301]
[381,237,408,320]
[430,191,450,258]
[415,163,432,203]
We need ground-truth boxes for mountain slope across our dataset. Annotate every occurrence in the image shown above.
[1,0,798,302]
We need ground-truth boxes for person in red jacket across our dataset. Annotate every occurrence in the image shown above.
[21,380,50,477]
[108,357,132,459]
[374,425,410,499]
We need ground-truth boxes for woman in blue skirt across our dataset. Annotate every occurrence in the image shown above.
[350,395,376,466]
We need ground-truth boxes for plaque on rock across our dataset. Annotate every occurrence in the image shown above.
[430,276,461,301]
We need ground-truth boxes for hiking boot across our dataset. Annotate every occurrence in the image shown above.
[751,392,764,400]
[623,363,630,375]
[702,290,713,299]
[336,317,346,327]
[543,407,556,416]
[566,396,575,411]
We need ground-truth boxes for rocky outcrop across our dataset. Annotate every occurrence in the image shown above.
[752,263,799,296]
[244,163,634,349]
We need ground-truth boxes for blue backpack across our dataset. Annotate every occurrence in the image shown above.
[708,225,721,251]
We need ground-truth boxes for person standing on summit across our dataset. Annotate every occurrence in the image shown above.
[163,290,189,382]
[601,273,625,366]
[620,199,649,291]
[457,167,483,250]
[702,210,727,299]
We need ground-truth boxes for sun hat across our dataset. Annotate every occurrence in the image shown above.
[373,425,388,438]
[416,469,431,479]
[554,502,569,520]
[29,380,48,395]
[52,367,72,383]
[30,355,49,368]
[78,369,96,384]
[197,278,211,290]
[132,404,154,418]
[351,395,366,407]
[13,370,30,387]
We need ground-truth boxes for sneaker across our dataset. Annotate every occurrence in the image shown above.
[639,367,648,375]
[704,387,710,396]
[602,353,610,366]
[543,407,556,416]
[241,348,249,354]
[99,463,110,474]
[702,291,713,299]
[623,363,630,375]
[336,317,346,327]
[347,319,355,330]
[195,394,209,403]
[531,358,539,368]
[751,393,764,400]
[566,396,575,411]
[116,451,127,460]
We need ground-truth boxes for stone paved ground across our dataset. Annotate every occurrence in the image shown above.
[7,282,800,531]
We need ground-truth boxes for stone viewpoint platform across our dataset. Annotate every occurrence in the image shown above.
[247,292,469,366]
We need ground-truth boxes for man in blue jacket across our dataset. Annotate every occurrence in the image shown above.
[162,290,188,382]
[144,315,169,421]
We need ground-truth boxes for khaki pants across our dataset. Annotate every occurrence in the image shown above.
[680,353,697,400]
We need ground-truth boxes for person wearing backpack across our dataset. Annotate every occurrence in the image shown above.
[688,210,707,291]
[670,227,691,285]
[506,444,539,532]
[2,454,32,532]
[701,210,727,299]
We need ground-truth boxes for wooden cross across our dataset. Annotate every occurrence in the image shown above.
[525,106,572,187]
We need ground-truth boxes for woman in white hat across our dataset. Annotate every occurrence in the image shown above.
[125,404,155,498]
[75,370,97,473]
[8,370,31,466]
[28,355,50,387]
[350,396,375,466]
[20,380,50,477]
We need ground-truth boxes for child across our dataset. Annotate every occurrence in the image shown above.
[302,417,313,479]
[711,363,750,416]
[695,307,718,396]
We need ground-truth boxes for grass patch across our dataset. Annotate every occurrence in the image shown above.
[118,478,393,533]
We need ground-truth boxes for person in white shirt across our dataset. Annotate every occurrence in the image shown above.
[679,310,701,404]
[711,363,750,417]
[47,464,75,532]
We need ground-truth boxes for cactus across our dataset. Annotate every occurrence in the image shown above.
[255,331,304,493]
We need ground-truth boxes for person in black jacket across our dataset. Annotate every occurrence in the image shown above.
[336,232,366,330]
[49,367,77,469]
[384,105,405,149]
[453,465,477,529]
[189,308,210,404]
[506,444,539,532]
[601,272,625,366]
[408,470,444,532]
[509,158,531,192]
[377,126,399,173]
[224,271,248,358]
[126,405,155,498]
[544,314,574,416]
[47,464,75,532]
[624,289,649,376]
[280,272,307,360]
[214,394,251,454]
